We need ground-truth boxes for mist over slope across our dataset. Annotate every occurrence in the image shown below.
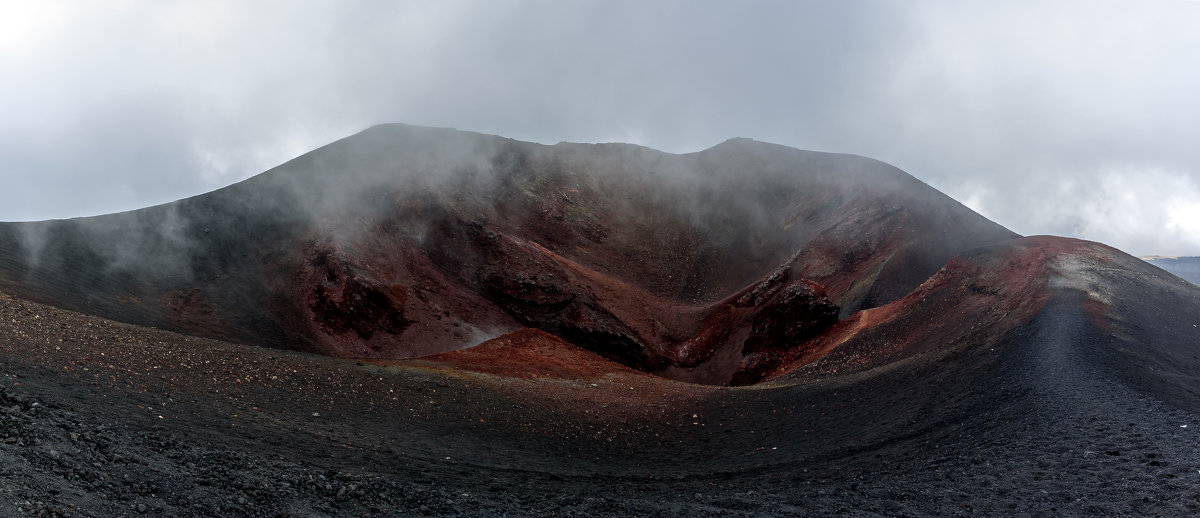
[0,124,1015,384]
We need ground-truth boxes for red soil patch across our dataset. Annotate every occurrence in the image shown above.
[1082,298,1113,333]
[417,327,644,380]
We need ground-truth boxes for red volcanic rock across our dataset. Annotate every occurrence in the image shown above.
[304,248,409,342]
[421,216,667,369]
[731,280,839,385]
[285,238,520,359]
[743,280,839,352]
[654,264,842,385]
[418,327,643,380]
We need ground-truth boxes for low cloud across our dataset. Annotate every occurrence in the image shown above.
[1,1,1198,255]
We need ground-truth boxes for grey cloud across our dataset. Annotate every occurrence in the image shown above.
[1,1,1199,255]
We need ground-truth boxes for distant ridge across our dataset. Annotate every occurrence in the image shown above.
[1144,256,1200,286]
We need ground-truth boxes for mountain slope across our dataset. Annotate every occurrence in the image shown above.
[780,235,1200,410]
[0,124,1015,383]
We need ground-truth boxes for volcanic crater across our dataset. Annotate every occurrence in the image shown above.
[0,124,1018,386]
[0,124,1198,516]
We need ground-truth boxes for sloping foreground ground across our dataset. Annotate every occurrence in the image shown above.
[0,236,1198,516]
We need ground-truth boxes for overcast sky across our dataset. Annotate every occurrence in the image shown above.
[2,1,1199,256]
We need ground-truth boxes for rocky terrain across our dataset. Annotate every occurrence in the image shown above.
[0,125,1198,516]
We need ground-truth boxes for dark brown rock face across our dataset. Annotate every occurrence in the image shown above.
[723,273,840,385]
[306,249,409,342]
[744,281,840,353]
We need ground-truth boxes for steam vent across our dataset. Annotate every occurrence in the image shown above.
[2,124,1200,515]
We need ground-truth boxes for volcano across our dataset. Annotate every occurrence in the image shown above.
[0,125,1198,516]
[0,124,1016,385]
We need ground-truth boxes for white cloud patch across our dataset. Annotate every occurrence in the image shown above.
[1030,167,1200,256]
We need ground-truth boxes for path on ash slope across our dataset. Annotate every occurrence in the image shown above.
[933,286,1200,516]
[689,273,1200,517]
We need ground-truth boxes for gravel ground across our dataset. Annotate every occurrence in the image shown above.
[1,285,1199,517]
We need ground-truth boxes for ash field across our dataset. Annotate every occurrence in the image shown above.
[0,124,1199,516]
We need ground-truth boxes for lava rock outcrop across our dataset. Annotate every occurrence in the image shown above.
[305,248,410,342]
